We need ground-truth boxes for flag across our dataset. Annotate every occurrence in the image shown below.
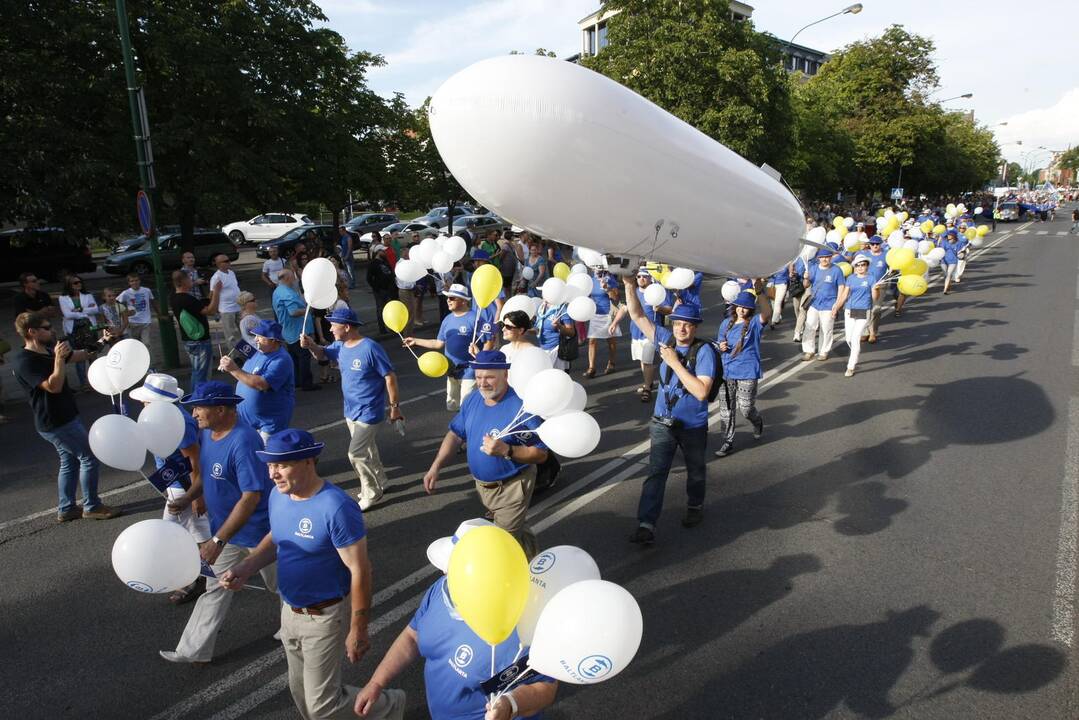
[200,561,217,579]
[144,455,193,494]
[233,339,256,360]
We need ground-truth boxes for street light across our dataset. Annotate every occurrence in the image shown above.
[786,4,863,68]
[937,93,973,103]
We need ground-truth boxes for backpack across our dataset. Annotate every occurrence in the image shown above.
[660,338,723,405]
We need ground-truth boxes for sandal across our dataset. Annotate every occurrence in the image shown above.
[583,368,596,379]
[635,385,647,395]
[640,388,652,402]
[603,363,616,375]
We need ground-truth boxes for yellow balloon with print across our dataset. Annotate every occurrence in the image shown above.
[446,525,530,645]
[976,225,989,237]
[470,263,503,308]
[897,274,928,297]
[552,262,571,281]
[837,261,852,277]
[920,220,934,234]
[933,224,946,235]
[885,247,916,272]
[901,258,928,276]
[382,300,409,334]
[418,351,449,378]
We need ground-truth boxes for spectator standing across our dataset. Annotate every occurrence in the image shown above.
[210,254,242,346]
[13,272,57,321]
[180,252,207,299]
[58,275,100,391]
[118,272,157,345]
[337,225,356,289]
[170,269,222,388]
[366,244,397,335]
[236,291,260,346]
[272,270,319,392]
[220,320,295,443]
[261,245,286,289]
[99,288,129,342]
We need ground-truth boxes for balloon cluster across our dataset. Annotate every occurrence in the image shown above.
[395,235,468,284]
[447,527,642,693]
[383,300,450,378]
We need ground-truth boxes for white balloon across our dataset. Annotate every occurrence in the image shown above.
[974,206,984,215]
[566,273,593,295]
[664,267,695,290]
[509,346,553,392]
[112,519,201,594]
[570,263,588,275]
[521,265,535,281]
[845,217,855,228]
[522,368,574,418]
[517,546,602,645]
[443,235,468,262]
[500,294,537,320]
[577,247,604,267]
[924,255,941,268]
[562,382,587,413]
[528,579,642,685]
[721,281,740,303]
[825,229,841,245]
[917,240,933,255]
[301,257,337,297]
[88,357,120,396]
[928,247,946,260]
[844,234,861,251]
[394,259,423,283]
[89,414,147,471]
[903,239,919,252]
[970,236,984,247]
[806,226,827,245]
[409,243,432,269]
[420,236,439,258]
[137,402,186,458]
[562,283,587,302]
[567,296,597,322]
[537,411,600,458]
[541,277,567,305]
[909,228,924,240]
[957,204,967,213]
[304,282,338,310]
[888,230,906,246]
[105,338,151,392]
[429,56,803,278]
[531,296,545,316]
[430,250,454,274]
[643,283,667,306]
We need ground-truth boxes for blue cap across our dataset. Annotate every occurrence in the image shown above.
[668,303,703,324]
[472,249,491,261]
[946,229,958,237]
[815,247,834,258]
[867,235,883,245]
[325,308,363,326]
[730,291,757,310]
[250,320,283,342]
[255,429,325,463]
[469,350,511,369]
[180,380,244,407]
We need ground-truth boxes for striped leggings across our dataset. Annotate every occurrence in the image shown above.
[718,378,761,446]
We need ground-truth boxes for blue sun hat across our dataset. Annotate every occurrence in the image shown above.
[255,428,325,463]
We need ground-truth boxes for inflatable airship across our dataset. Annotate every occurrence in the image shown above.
[429,55,805,278]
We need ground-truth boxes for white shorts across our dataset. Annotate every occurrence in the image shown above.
[588,313,621,339]
[163,486,212,543]
[631,337,656,364]
[544,345,569,370]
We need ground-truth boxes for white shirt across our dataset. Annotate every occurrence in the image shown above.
[117,287,154,324]
[58,292,100,335]
[211,269,241,312]
[262,258,285,285]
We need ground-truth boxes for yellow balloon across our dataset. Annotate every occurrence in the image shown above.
[901,258,928,276]
[897,211,908,222]
[837,262,852,277]
[418,351,449,378]
[552,262,570,281]
[446,526,530,645]
[657,269,671,287]
[897,274,928,297]
[882,218,900,236]
[837,225,848,239]
[470,264,503,308]
[933,224,946,235]
[964,228,977,241]
[885,247,915,272]
[833,216,845,230]
[976,225,989,237]
[920,220,934,234]
[946,203,956,214]
[382,300,409,334]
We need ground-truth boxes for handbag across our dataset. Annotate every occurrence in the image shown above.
[557,330,579,362]
[787,273,806,298]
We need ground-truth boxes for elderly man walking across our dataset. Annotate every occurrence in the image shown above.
[301,308,402,511]
[422,350,548,559]
[222,429,380,720]
[220,319,295,442]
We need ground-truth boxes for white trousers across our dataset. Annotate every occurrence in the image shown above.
[345,418,387,501]
[771,283,787,324]
[802,307,835,356]
[163,486,211,544]
[844,311,869,370]
[445,377,475,412]
[955,258,968,280]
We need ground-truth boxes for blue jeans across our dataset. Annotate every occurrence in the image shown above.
[185,340,212,389]
[341,253,356,288]
[637,420,708,528]
[39,418,101,513]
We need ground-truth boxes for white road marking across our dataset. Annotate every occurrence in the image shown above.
[1018,230,1030,235]
[1051,397,1079,646]
[1059,231,1069,236]
[1037,230,1049,235]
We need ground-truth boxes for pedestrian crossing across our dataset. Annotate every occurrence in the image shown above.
[1016,229,1070,235]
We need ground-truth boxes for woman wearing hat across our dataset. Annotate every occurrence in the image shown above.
[836,254,874,377]
[714,287,770,458]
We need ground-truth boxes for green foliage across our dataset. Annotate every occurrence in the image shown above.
[1059,146,1079,174]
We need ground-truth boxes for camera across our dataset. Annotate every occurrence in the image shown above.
[651,415,681,429]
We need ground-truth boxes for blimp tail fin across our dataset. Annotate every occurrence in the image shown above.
[759,163,782,183]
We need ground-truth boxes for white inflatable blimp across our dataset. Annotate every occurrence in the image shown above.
[429,55,805,278]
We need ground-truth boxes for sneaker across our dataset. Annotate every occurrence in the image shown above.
[682,507,704,528]
[752,418,764,440]
[845,368,855,377]
[793,335,802,343]
[56,507,82,523]
[714,443,733,458]
[82,504,122,520]
[358,493,384,511]
[629,526,655,545]
[816,353,828,361]
[801,353,814,361]
[158,650,210,666]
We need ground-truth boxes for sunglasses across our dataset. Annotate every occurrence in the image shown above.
[34,324,52,331]
[499,322,522,331]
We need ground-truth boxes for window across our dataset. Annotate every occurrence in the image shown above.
[597,23,608,49]
[585,28,596,55]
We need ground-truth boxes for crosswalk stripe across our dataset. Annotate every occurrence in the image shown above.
[1037,230,1049,235]
[1059,231,1069,236]
[1018,230,1030,235]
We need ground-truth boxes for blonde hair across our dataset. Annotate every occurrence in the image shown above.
[236,291,256,306]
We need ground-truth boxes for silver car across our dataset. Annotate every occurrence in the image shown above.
[360,221,440,246]
[439,214,510,237]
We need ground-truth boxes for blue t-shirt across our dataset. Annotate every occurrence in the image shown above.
[807,264,845,310]
[323,338,394,423]
[865,251,888,284]
[272,284,314,343]
[269,481,366,608]
[674,272,704,308]
[590,276,612,315]
[939,238,962,264]
[236,348,295,434]
[632,287,670,341]
[410,577,551,720]
[770,266,790,284]
[154,409,199,490]
[199,422,271,548]
[716,316,764,381]
[652,326,717,428]
[525,257,547,297]
[534,303,573,350]
[449,388,545,482]
[844,274,874,311]
[438,309,492,379]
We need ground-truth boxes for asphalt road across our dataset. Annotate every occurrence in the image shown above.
[1,211,1077,719]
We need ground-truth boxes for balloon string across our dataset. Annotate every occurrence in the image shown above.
[494,407,528,437]
[501,413,537,435]
[397,333,419,359]
[490,644,496,702]
[302,303,311,333]
[497,428,536,439]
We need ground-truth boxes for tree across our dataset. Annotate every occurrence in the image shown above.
[582,0,793,169]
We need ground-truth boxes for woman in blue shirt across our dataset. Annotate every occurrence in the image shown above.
[937,230,966,295]
[766,264,791,329]
[715,289,770,458]
[835,254,874,377]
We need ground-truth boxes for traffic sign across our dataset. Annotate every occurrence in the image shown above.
[136,190,152,235]
[890,187,904,200]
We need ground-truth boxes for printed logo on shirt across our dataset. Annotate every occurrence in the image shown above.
[481,322,492,334]
[295,517,314,540]
[350,358,362,371]
[451,644,474,676]
[458,325,469,335]
[211,462,224,479]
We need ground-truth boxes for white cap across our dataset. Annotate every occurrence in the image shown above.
[442,283,471,300]
[426,518,495,573]
[129,373,184,403]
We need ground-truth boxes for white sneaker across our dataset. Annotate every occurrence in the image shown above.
[159,650,209,665]
[272,628,282,641]
[358,493,384,511]
[844,368,855,377]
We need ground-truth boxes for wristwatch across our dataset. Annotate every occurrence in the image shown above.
[212,536,226,548]
[389,402,400,408]
[505,444,514,461]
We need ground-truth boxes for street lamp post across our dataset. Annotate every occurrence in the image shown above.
[937,93,973,104]
[785,4,862,70]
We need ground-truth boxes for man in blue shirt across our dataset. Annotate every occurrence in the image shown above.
[161,381,277,665]
[302,308,402,511]
[423,350,548,559]
[220,319,295,441]
[801,248,845,362]
[273,269,319,392]
[622,276,716,545]
[222,429,391,720]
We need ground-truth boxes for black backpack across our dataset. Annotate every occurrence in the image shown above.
[660,338,723,404]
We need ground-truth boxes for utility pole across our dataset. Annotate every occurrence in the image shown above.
[115,0,179,368]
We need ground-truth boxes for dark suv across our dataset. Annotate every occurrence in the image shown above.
[103,230,237,275]
[256,224,339,259]
[0,227,96,282]
[344,213,399,236]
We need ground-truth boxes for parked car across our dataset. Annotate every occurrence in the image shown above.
[344,212,399,237]
[102,230,237,276]
[0,227,96,282]
[439,214,511,237]
[360,221,441,246]
[222,213,313,246]
[415,205,475,229]
[255,224,338,259]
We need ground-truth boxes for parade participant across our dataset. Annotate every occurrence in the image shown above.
[170,269,223,388]
[836,254,874,377]
[210,254,243,347]
[499,310,535,360]
[801,248,844,362]
[301,308,402,511]
[130,373,210,605]
[161,381,277,665]
[938,229,966,295]
[273,269,319,392]
[583,270,619,379]
[422,351,548,559]
[404,284,491,412]
[221,429,378,720]
[715,289,770,458]
[13,311,121,522]
[467,251,505,337]
[791,252,813,344]
[864,236,888,343]
[671,271,705,309]
[220,320,295,442]
[767,263,791,329]
[622,277,716,544]
[533,295,576,370]
[261,244,285,289]
[609,268,672,402]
